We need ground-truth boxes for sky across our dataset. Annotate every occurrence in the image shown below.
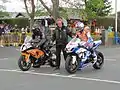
[1,0,120,14]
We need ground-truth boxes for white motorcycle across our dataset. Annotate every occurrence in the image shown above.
[65,37,104,74]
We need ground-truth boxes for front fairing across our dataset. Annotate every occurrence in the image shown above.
[65,37,81,53]
[20,36,33,52]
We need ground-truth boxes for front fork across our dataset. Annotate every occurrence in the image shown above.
[71,56,77,64]
[21,52,31,63]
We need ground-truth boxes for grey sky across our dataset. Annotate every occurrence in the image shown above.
[1,0,120,14]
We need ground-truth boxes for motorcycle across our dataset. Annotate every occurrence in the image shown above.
[65,37,104,74]
[18,36,56,71]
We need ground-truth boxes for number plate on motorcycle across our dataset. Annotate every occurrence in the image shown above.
[72,56,76,64]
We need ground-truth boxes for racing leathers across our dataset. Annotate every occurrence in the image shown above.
[76,26,97,62]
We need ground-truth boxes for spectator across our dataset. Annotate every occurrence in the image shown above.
[0,24,5,47]
[52,17,72,70]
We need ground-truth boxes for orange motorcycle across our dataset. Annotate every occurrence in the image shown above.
[18,36,56,71]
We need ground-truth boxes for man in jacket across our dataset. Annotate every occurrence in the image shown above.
[52,18,72,70]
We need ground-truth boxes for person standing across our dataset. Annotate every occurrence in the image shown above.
[0,24,5,47]
[52,18,72,70]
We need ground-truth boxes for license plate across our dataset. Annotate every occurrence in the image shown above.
[72,56,76,64]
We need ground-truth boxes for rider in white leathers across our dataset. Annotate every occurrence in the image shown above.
[75,22,98,62]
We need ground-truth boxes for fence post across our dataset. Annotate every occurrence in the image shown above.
[101,29,108,46]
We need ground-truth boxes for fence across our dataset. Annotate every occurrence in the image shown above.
[0,32,32,47]
[0,28,118,47]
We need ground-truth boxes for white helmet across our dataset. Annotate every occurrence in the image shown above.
[75,22,84,30]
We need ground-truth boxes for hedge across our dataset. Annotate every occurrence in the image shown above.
[96,17,120,31]
[0,18,29,28]
[1,17,119,31]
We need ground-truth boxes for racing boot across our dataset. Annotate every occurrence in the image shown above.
[53,66,60,71]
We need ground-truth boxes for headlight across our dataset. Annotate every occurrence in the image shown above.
[20,45,26,51]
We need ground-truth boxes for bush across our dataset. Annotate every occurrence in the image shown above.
[92,34,101,40]
[0,18,29,28]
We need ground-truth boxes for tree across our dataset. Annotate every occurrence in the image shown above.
[0,11,9,18]
[62,0,112,19]
[23,0,35,31]
[85,0,112,19]
[0,0,8,10]
[62,0,84,9]
[62,0,86,20]
[97,0,112,16]
[0,0,10,18]
[35,10,49,16]
[59,7,68,19]
[39,0,59,20]
[85,0,104,19]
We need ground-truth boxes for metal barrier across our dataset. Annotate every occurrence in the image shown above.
[0,32,32,47]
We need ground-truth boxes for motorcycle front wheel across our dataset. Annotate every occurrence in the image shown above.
[18,55,31,71]
[65,55,79,74]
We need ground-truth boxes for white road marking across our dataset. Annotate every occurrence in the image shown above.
[14,69,21,71]
[0,58,8,60]
[16,49,20,51]
[30,70,35,71]
[0,69,120,84]
[67,74,76,77]
[50,73,60,75]
[105,59,116,61]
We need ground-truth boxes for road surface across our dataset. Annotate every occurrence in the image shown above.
[0,46,120,90]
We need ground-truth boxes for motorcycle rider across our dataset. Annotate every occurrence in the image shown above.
[75,22,97,62]
[32,28,43,40]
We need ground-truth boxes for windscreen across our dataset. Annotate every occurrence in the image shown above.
[69,37,81,44]
[24,36,32,43]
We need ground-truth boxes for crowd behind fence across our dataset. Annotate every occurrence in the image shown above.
[0,21,116,47]
[0,31,32,47]
[0,27,102,47]
[0,23,31,47]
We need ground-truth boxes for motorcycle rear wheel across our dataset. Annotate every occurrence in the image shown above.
[93,52,104,69]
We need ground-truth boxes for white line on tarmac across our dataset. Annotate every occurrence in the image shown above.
[0,69,120,84]
[30,70,35,71]
[50,73,60,75]
[105,59,117,61]
[0,58,8,60]
[67,74,76,77]
[16,49,20,51]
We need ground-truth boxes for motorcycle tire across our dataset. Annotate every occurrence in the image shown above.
[93,51,104,69]
[49,59,56,67]
[65,55,79,74]
[49,51,56,67]
[18,55,31,71]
